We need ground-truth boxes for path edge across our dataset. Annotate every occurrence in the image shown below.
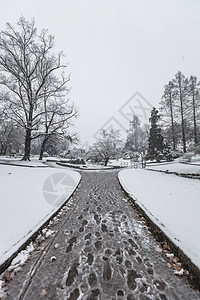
[0,175,82,275]
[117,173,200,291]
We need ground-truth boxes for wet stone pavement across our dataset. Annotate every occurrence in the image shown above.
[4,170,200,300]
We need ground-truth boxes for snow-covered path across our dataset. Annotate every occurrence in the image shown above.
[4,170,200,300]
[0,165,80,267]
[118,168,200,270]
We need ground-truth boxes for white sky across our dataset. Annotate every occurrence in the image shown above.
[1,0,200,146]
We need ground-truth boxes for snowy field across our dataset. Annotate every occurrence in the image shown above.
[118,168,200,270]
[0,164,81,266]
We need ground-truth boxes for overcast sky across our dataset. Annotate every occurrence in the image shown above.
[1,0,200,146]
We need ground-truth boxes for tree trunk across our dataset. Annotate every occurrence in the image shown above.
[180,98,186,153]
[22,128,31,161]
[104,158,109,166]
[0,143,3,155]
[39,136,49,160]
[169,94,176,150]
[178,75,187,153]
[192,92,198,144]
[3,144,7,156]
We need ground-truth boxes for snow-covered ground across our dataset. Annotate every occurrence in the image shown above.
[0,164,81,267]
[58,162,115,170]
[146,161,200,175]
[118,166,200,270]
[0,156,50,167]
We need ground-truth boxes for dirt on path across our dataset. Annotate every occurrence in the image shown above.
[4,170,200,300]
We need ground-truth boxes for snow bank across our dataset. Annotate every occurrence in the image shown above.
[118,168,200,270]
[0,165,81,266]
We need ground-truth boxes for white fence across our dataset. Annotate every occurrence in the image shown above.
[120,161,141,168]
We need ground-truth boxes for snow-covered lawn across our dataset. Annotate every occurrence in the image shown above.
[118,168,200,270]
[146,161,200,175]
[0,156,48,167]
[57,161,116,170]
[0,164,81,266]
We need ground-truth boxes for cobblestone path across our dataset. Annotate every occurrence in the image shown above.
[4,170,200,299]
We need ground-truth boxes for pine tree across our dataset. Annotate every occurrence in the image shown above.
[147,107,165,162]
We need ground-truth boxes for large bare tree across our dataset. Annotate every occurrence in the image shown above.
[0,17,71,160]
[173,71,189,153]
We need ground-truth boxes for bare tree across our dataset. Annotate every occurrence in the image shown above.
[128,115,140,151]
[0,17,71,160]
[38,82,78,160]
[90,129,122,166]
[160,81,177,150]
[172,71,189,153]
[124,115,149,157]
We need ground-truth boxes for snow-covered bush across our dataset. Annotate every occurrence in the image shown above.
[156,153,164,163]
[179,152,194,163]
[195,143,200,155]
[170,150,182,159]
[43,152,49,157]
[191,154,200,162]
[66,158,86,164]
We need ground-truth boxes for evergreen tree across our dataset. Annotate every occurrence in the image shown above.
[147,107,165,161]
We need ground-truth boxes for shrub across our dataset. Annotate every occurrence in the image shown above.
[195,143,200,155]
[68,158,86,165]
[179,152,194,163]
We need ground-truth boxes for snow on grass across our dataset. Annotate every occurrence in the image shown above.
[118,168,200,270]
[146,161,200,175]
[0,164,81,266]
[57,161,115,170]
[0,156,47,167]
